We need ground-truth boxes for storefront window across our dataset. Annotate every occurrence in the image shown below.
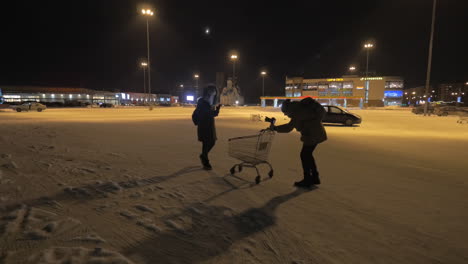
[303,82,318,90]
[329,82,342,96]
[318,84,328,96]
[385,81,404,89]
[343,82,353,89]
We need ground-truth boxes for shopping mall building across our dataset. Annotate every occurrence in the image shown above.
[260,75,404,107]
[0,86,177,106]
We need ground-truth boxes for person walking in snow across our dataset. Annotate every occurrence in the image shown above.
[272,98,327,188]
[192,85,221,170]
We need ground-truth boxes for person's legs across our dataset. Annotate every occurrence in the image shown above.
[200,140,215,169]
[309,145,320,184]
[297,144,319,186]
[202,140,215,159]
[300,145,314,179]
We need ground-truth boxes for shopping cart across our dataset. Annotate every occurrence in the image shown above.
[228,117,276,184]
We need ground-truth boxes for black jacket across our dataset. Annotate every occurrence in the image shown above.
[275,97,327,145]
[195,98,220,142]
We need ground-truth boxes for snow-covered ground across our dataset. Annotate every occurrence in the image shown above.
[1,107,467,263]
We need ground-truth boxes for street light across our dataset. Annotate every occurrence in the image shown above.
[363,43,374,78]
[261,71,267,97]
[349,66,356,72]
[194,74,200,98]
[141,62,148,94]
[230,54,238,84]
[363,42,374,104]
[141,8,154,101]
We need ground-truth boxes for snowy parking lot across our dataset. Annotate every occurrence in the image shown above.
[1,107,467,263]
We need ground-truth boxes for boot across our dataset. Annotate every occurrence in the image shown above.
[311,174,321,185]
[294,178,314,188]
[199,154,212,170]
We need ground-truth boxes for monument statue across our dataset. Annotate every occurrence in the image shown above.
[220,78,244,106]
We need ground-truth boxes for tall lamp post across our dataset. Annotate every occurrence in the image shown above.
[194,74,200,98]
[424,0,437,116]
[261,71,267,97]
[141,62,148,95]
[141,8,154,102]
[230,54,238,84]
[363,43,374,104]
[349,66,356,73]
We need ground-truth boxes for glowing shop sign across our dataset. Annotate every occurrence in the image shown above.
[360,77,383,81]
[326,78,344,82]
[384,91,403,98]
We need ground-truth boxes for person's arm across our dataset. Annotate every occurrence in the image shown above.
[198,101,219,118]
[274,119,295,133]
[213,104,221,117]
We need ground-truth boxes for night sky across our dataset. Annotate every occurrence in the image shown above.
[1,0,467,103]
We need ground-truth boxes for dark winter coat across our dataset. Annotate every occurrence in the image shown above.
[275,97,327,145]
[195,98,220,142]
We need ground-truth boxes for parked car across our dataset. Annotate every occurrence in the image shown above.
[434,106,468,116]
[11,102,47,112]
[322,105,362,126]
[99,103,114,108]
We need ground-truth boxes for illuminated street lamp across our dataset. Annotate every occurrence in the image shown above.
[261,71,267,97]
[141,61,148,94]
[349,66,356,72]
[141,8,154,101]
[363,42,374,104]
[194,74,200,98]
[230,54,238,83]
[363,43,374,78]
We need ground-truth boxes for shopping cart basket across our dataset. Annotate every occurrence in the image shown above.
[228,127,275,184]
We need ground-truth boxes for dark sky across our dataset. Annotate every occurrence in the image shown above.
[1,0,467,103]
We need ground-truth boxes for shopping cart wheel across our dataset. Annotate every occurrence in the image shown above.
[230,166,236,175]
[238,165,243,172]
[255,176,261,184]
[268,170,274,178]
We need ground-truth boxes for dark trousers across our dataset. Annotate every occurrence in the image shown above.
[201,140,215,160]
[300,144,319,180]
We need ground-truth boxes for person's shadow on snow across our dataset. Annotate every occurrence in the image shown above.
[0,166,203,211]
[123,187,315,264]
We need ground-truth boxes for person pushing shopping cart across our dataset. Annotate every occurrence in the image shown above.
[228,97,327,188]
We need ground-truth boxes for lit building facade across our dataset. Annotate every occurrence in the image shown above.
[0,86,120,105]
[283,76,404,107]
[0,86,169,106]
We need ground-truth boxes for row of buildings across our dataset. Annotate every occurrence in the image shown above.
[403,83,467,106]
[1,79,466,108]
[0,86,178,106]
[261,75,405,107]
[260,76,467,107]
